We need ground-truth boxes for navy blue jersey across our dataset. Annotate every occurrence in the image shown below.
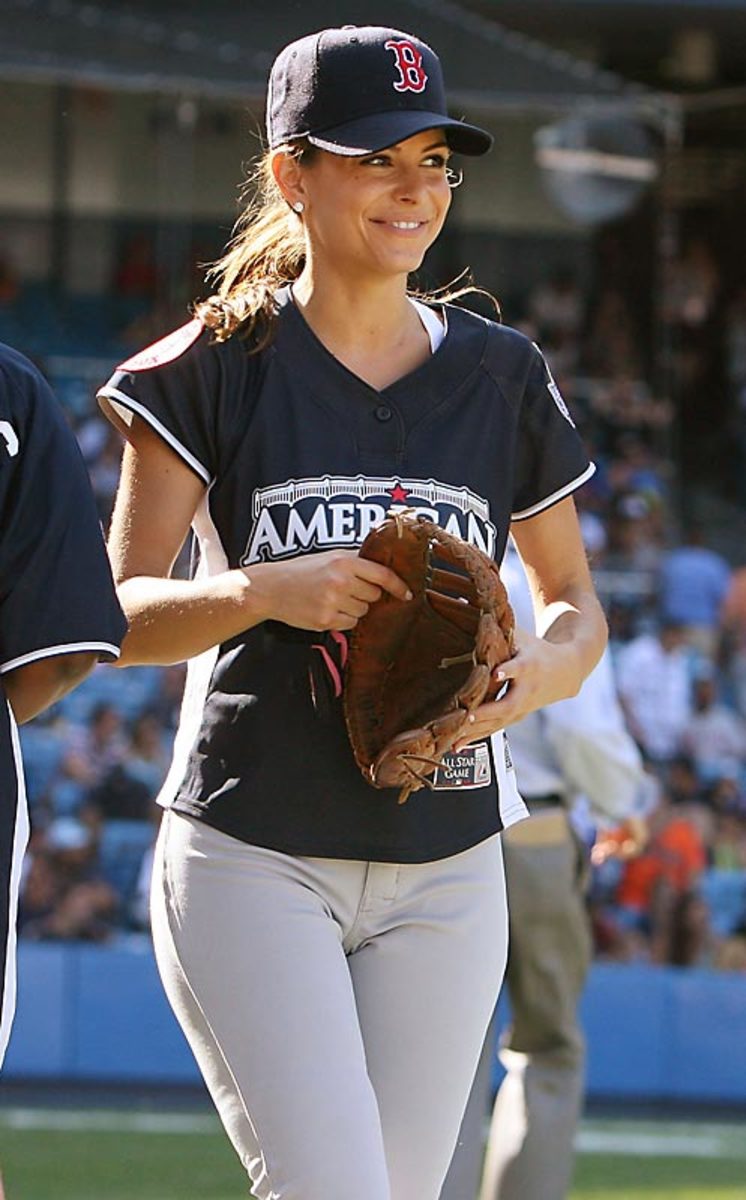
[0,343,126,1068]
[99,292,593,863]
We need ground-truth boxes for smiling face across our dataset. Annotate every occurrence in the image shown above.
[274,130,453,285]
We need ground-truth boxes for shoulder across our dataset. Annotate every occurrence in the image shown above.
[0,342,54,414]
[116,318,207,374]
[0,343,73,463]
[442,305,534,351]
[105,317,265,404]
[443,308,544,385]
[114,318,250,379]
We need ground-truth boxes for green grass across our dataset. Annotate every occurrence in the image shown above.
[0,1126,247,1200]
[571,1157,746,1199]
[1,1111,745,1199]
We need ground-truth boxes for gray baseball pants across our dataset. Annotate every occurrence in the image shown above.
[151,811,508,1200]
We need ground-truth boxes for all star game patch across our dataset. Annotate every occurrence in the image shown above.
[118,319,203,372]
[433,741,493,790]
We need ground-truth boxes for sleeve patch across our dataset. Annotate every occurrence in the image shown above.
[118,318,203,372]
[532,341,575,428]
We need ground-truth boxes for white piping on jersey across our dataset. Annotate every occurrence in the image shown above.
[0,701,30,1068]
[408,298,446,353]
[156,485,225,811]
[97,388,212,486]
[490,729,529,830]
[0,642,122,674]
[510,462,596,522]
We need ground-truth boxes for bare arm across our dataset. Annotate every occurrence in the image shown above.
[108,419,411,667]
[457,497,607,745]
[4,651,98,724]
[510,495,608,695]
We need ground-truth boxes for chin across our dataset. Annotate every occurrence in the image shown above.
[382,249,430,276]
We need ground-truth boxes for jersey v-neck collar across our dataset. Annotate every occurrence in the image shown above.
[274,286,484,432]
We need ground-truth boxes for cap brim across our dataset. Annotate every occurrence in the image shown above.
[306,109,492,157]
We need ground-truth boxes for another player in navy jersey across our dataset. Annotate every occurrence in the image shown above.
[99,25,607,1200]
[0,344,126,1073]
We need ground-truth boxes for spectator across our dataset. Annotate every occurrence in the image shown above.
[529,268,584,342]
[613,788,708,962]
[528,268,584,377]
[16,844,61,934]
[663,236,720,332]
[667,753,705,807]
[86,764,153,824]
[600,492,660,575]
[582,287,644,379]
[18,817,118,942]
[710,803,746,871]
[126,711,171,794]
[665,890,717,967]
[705,773,746,821]
[719,564,746,715]
[615,621,694,765]
[657,522,731,656]
[680,669,746,784]
[59,701,127,792]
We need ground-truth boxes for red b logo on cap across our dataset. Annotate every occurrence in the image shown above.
[385,40,428,93]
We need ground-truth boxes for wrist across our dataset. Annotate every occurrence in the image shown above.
[234,563,278,625]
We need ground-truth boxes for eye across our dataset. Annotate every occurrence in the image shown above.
[423,152,449,168]
[360,153,391,167]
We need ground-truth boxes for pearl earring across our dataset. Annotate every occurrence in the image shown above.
[292,201,305,213]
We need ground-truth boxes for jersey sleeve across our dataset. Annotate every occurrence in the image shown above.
[97,320,219,485]
[0,348,127,672]
[511,344,594,521]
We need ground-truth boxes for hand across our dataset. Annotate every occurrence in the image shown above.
[245,549,412,632]
[591,816,648,865]
[453,625,583,748]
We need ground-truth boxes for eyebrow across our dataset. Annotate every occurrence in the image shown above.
[386,137,450,153]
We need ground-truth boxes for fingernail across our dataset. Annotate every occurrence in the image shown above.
[495,670,506,681]
[468,713,475,723]
[405,589,413,600]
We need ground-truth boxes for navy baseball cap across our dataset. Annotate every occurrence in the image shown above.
[266,25,492,157]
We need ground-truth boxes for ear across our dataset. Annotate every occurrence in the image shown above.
[271,150,306,211]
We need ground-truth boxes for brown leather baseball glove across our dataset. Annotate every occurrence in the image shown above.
[344,510,515,804]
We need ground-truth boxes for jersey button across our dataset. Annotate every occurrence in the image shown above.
[374,405,393,422]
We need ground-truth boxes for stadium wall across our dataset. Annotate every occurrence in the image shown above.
[5,943,746,1103]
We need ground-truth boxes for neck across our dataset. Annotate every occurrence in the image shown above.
[290,263,432,392]
[292,264,415,351]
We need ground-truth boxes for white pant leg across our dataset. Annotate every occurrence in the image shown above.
[151,812,391,1200]
[348,835,508,1200]
[151,814,508,1200]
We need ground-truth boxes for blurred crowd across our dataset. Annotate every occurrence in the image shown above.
[10,231,746,974]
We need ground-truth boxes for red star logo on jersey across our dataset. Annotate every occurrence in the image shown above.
[389,483,410,504]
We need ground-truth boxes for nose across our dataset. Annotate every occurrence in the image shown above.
[391,163,428,203]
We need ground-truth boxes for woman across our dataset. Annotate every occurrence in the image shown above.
[99,25,607,1200]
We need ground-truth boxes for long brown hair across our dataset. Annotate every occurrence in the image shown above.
[195,142,499,350]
